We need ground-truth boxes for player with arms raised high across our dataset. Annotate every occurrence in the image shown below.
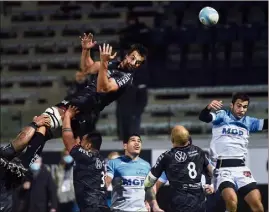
[199,92,268,212]
[144,125,214,212]
[42,33,148,136]
[61,105,109,212]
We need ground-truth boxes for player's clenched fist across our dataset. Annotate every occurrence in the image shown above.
[99,43,117,62]
[207,100,223,110]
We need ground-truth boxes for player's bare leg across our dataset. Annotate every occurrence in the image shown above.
[221,188,238,212]
[244,189,264,212]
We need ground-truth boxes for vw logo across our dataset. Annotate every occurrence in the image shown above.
[175,151,187,162]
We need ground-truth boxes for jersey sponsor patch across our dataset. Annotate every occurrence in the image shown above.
[175,151,187,162]
[122,176,145,187]
[222,127,244,136]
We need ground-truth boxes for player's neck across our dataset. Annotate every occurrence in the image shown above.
[173,141,190,148]
[125,152,139,160]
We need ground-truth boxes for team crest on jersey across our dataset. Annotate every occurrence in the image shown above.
[175,151,187,162]
[95,158,103,169]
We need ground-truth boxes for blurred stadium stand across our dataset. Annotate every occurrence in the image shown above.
[0,1,268,140]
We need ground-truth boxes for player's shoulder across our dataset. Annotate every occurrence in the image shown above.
[138,157,151,168]
[108,60,120,68]
[70,144,82,154]
[189,144,204,153]
[216,109,228,116]
[107,155,125,166]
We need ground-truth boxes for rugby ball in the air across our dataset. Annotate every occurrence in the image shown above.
[199,7,219,26]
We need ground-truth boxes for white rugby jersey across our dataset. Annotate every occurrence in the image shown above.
[209,110,264,162]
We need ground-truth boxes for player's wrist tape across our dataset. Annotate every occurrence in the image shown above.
[28,122,39,130]
[62,128,72,132]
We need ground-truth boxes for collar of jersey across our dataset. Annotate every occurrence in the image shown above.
[122,155,140,162]
[228,110,245,121]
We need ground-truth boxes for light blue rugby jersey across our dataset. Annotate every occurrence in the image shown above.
[106,155,151,211]
[209,109,264,162]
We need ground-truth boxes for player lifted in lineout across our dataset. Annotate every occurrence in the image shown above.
[0,34,148,164]
[199,92,268,212]
[44,33,148,136]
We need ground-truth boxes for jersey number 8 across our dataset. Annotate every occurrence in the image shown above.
[187,162,197,179]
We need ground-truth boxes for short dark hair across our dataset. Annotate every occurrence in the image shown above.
[232,93,250,104]
[127,44,148,59]
[86,131,102,150]
[123,134,142,144]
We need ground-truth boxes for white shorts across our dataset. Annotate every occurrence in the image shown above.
[213,166,256,191]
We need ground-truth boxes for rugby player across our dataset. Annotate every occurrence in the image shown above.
[199,92,268,212]
[42,33,148,138]
[144,125,214,212]
[61,105,109,212]
[106,134,163,212]
[0,115,51,212]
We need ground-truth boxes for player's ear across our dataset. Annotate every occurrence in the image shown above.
[230,103,233,110]
[86,142,92,150]
[123,143,127,150]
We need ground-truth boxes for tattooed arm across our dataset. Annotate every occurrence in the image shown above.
[11,115,50,152]
[0,115,50,160]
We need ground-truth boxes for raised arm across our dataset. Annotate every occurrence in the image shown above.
[199,100,223,123]
[62,106,80,152]
[80,33,100,75]
[97,43,118,92]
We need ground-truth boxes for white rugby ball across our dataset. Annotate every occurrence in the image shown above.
[199,7,219,26]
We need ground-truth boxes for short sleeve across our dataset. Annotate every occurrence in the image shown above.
[211,110,226,125]
[70,145,92,162]
[158,172,168,184]
[248,117,264,132]
[114,73,133,88]
[106,159,116,179]
[69,145,82,161]
[151,152,167,179]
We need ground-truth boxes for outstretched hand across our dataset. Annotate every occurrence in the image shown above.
[80,33,97,50]
[99,43,117,62]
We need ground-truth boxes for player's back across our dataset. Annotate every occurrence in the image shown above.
[70,145,107,209]
[107,155,151,211]
[162,145,208,211]
[164,145,207,193]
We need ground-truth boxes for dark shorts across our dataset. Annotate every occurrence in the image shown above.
[167,190,206,212]
[56,90,100,137]
[56,88,101,113]
[80,206,111,212]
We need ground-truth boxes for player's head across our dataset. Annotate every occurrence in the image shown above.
[121,44,148,71]
[171,125,191,147]
[230,92,250,119]
[80,131,102,151]
[123,134,142,157]
[107,151,120,160]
